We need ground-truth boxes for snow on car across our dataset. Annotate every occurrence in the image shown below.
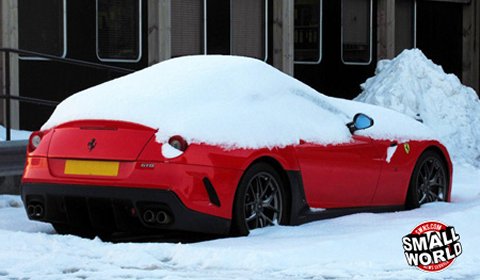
[22,55,452,238]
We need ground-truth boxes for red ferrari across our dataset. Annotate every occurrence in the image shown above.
[21,56,452,238]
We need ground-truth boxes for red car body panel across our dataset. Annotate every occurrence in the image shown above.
[22,120,453,234]
[294,135,385,208]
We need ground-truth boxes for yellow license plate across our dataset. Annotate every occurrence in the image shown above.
[64,160,119,176]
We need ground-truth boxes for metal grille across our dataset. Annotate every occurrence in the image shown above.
[171,0,204,57]
[231,0,265,59]
[97,0,140,61]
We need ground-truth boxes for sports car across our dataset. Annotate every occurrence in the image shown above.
[21,56,452,238]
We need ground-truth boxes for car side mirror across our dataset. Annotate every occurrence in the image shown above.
[347,113,374,133]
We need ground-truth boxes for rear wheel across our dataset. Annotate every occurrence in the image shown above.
[231,163,288,236]
[406,151,448,209]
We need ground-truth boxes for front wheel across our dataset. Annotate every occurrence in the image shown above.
[231,163,288,236]
[406,150,448,209]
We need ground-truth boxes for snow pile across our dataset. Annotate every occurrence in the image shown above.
[356,49,480,165]
[42,55,434,148]
[0,196,21,209]
[0,126,31,141]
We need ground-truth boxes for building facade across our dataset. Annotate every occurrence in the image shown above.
[1,0,479,131]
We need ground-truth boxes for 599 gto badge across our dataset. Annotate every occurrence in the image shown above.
[402,221,462,272]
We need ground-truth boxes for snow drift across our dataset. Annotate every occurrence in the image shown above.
[355,49,480,166]
[42,55,434,149]
[0,126,31,141]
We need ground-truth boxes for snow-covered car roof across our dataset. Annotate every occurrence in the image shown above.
[42,55,435,148]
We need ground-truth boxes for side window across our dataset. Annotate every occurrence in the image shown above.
[294,0,322,64]
[96,0,142,62]
[341,0,372,64]
[18,0,66,57]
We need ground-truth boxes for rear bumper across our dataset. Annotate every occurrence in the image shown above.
[21,183,231,235]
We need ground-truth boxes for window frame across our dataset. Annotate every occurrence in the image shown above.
[95,0,143,63]
[340,0,373,65]
[19,0,68,60]
[294,0,323,65]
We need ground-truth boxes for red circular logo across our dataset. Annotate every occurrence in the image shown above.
[402,221,462,272]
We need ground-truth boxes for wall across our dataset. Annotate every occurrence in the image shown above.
[0,0,3,125]
[1,0,19,130]
[462,0,479,94]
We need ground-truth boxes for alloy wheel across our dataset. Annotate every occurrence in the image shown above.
[243,172,283,230]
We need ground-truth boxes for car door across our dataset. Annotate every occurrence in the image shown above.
[294,135,385,208]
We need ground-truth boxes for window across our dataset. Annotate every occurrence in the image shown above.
[206,0,231,55]
[294,0,322,64]
[96,0,141,62]
[341,0,372,64]
[171,0,205,56]
[18,0,66,57]
[231,0,267,60]
[171,0,268,60]
[395,0,416,55]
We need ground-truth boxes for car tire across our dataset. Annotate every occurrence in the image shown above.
[405,150,448,209]
[231,163,288,236]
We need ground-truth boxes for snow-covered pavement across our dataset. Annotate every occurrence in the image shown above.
[0,164,478,280]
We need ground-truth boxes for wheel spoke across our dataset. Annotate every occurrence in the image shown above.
[263,187,278,205]
[420,165,429,182]
[429,165,439,181]
[246,212,256,222]
[259,178,271,198]
[260,212,274,225]
[263,204,280,213]
[245,201,256,207]
[258,215,264,228]
[428,160,436,177]
[418,192,427,204]
[427,190,438,202]
[247,183,256,200]
[256,177,264,198]
[430,170,444,185]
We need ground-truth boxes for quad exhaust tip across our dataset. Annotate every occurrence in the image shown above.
[142,209,171,225]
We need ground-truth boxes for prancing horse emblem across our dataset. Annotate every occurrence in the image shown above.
[88,138,96,151]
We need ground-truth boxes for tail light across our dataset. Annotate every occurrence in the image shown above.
[28,131,44,152]
[168,135,188,152]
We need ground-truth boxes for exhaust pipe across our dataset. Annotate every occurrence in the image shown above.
[34,205,44,218]
[143,210,155,223]
[27,203,44,218]
[155,211,171,224]
[27,205,36,217]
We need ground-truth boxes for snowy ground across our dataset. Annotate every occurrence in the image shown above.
[0,125,31,141]
[0,164,478,280]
